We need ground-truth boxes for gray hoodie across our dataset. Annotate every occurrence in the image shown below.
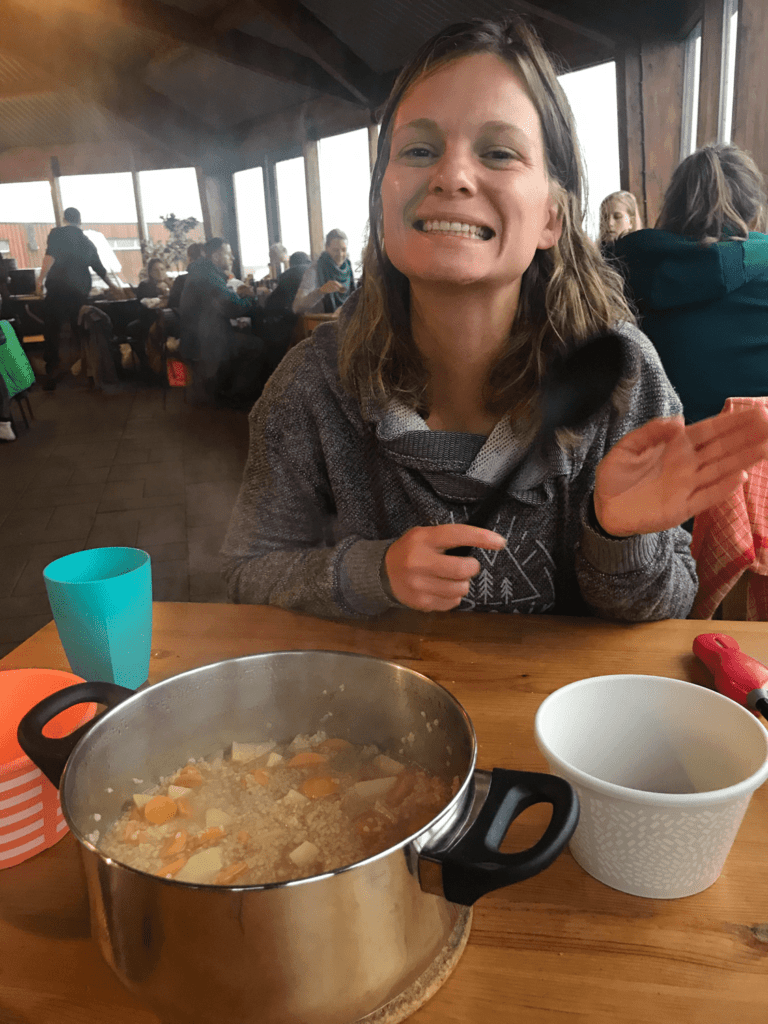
[222,316,696,621]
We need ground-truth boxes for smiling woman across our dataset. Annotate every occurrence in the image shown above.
[221,16,768,623]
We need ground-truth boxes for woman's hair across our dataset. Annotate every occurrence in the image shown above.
[325,229,348,247]
[338,17,634,432]
[655,143,768,243]
[598,191,643,243]
[146,257,167,277]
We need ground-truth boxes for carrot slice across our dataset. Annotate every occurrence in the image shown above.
[215,861,249,885]
[300,776,338,800]
[286,751,328,767]
[249,769,269,786]
[144,795,178,825]
[172,765,204,788]
[160,830,188,859]
[156,855,187,878]
[188,826,226,851]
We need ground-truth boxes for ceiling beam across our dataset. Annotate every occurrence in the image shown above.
[240,0,385,106]
[509,1,616,50]
[0,2,227,164]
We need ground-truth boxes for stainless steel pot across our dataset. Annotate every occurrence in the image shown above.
[19,650,578,1024]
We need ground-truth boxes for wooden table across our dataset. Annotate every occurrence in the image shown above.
[2,605,768,1024]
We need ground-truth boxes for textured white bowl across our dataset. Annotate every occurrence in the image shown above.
[535,674,768,899]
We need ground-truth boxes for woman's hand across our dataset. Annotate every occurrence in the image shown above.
[319,280,345,294]
[593,407,768,537]
[384,525,506,611]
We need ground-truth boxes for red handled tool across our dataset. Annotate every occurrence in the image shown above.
[693,633,768,722]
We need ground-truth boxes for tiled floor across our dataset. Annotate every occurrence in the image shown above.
[1,375,250,659]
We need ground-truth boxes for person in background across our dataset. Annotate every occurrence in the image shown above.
[269,243,289,281]
[222,16,768,623]
[613,143,768,423]
[265,251,312,313]
[292,229,354,315]
[36,207,123,391]
[167,243,203,311]
[179,237,269,408]
[135,258,170,302]
[83,227,130,293]
[598,191,643,252]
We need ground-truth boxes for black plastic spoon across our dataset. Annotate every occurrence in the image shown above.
[446,330,626,557]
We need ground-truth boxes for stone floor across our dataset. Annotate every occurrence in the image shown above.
[1,374,250,659]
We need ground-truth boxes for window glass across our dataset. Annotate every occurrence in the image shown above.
[234,166,270,281]
[681,22,702,158]
[0,180,56,269]
[719,0,739,143]
[138,168,205,279]
[59,171,139,283]
[558,61,622,239]
[319,128,371,274]
[276,156,311,258]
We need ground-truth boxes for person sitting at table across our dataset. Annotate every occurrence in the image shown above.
[167,243,203,311]
[611,143,768,423]
[292,230,354,315]
[598,190,643,254]
[37,207,124,390]
[179,237,271,408]
[265,251,312,313]
[222,16,768,622]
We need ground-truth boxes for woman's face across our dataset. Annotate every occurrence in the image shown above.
[381,53,561,293]
[604,201,633,241]
[326,238,348,266]
[149,262,167,283]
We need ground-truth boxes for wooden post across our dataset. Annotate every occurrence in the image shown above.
[697,0,725,147]
[263,158,281,249]
[195,167,242,276]
[615,47,646,225]
[640,40,685,226]
[731,0,768,177]
[302,138,324,260]
[367,121,379,176]
[131,169,149,262]
[49,156,64,227]
[196,166,214,239]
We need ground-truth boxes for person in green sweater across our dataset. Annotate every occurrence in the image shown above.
[612,143,768,423]
[222,19,768,621]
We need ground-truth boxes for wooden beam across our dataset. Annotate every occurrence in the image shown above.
[731,0,768,176]
[367,123,378,177]
[502,0,616,50]
[245,0,382,106]
[262,159,281,249]
[131,170,148,252]
[615,47,646,225]
[49,157,64,227]
[302,139,324,260]
[697,0,725,147]
[641,39,685,226]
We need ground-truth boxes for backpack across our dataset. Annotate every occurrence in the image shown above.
[0,320,35,399]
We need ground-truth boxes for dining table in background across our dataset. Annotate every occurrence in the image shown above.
[1,604,767,1024]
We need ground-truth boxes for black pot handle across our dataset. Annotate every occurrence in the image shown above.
[17,681,134,788]
[421,768,579,906]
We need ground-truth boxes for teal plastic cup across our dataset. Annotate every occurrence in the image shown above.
[43,547,152,691]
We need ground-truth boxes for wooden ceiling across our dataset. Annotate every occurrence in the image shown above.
[0,0,701,178]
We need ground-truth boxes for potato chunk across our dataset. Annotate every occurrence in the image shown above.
[289,840,319,869]
[175,847,224,884]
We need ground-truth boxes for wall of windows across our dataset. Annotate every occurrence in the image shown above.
[318,128,371,274]
[234,166,270,280]
[719,0,739,142]
[681,22,703,159]
[276,156,311,258]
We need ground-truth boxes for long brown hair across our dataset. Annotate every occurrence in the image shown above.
[598,190,643,244]
[656,143,768,243]
[338,17,634,435]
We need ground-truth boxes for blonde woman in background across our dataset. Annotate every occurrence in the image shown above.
[599,190,643,251]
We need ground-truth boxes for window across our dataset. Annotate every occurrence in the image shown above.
[138,167,204,245]
[558,61,622,239]
[276,156,311,258]
[59,171,137,222]
[234,166,270,280]
[0,240,9,253]
[0,180,55,224]
[719,0,739,143]
[318,128,371,274]
[680,22,702,159]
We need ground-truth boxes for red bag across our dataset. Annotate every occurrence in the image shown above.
[166,358,191,387]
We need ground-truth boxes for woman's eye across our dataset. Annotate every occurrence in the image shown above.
[401,145,434,159]
[483,148,517,163]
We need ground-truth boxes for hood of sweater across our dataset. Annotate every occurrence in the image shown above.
[613,229,768,311]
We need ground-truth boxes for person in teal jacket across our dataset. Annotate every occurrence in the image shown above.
[612,143,768,423]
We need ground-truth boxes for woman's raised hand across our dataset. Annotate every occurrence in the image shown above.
[593,406,768,537]
[384,525,506,611]
[320,280,346,294]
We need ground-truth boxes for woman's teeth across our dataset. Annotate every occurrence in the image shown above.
[418,220,493,240]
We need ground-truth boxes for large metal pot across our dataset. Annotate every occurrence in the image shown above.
[19,651,578,1024]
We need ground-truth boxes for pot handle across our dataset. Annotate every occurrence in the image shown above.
[420,768,579,906]
[17,681,134,788]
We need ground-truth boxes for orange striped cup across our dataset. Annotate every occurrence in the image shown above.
[1,669,96,869]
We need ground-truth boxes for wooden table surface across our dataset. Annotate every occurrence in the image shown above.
[2,604,768,1024]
